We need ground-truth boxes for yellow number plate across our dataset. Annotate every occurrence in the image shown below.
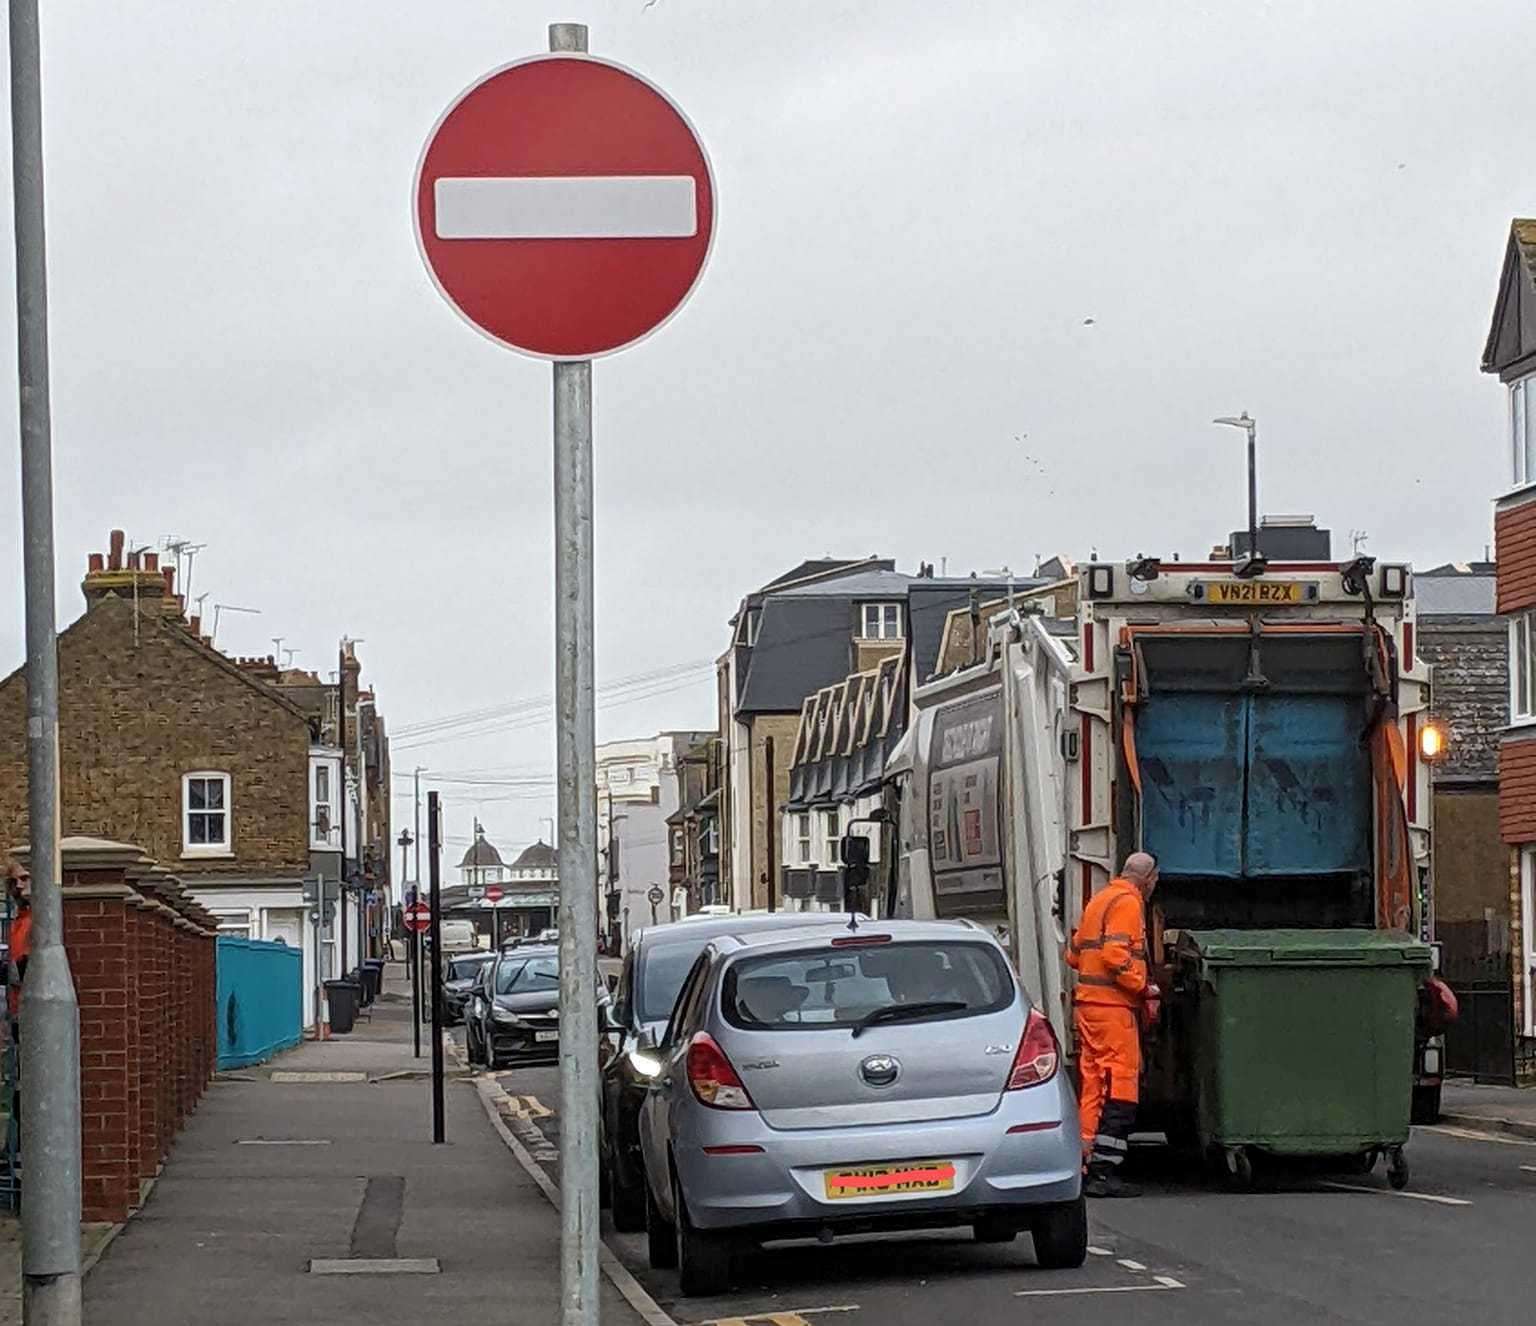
[824,1159,957,1200]
[1202,580,1309,605]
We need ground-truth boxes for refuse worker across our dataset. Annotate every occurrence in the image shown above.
[1066,851,1160,1199]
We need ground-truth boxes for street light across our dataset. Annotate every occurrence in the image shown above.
[1213,412,1265,579]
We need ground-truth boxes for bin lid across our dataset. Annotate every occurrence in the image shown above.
[1174,927,1431,967]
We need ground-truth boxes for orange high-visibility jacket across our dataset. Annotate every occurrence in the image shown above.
[1066,878,1148,1008]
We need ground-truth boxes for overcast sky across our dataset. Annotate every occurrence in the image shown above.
[0,0,1526,867]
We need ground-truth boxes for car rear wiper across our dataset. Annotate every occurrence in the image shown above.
[850,1000,968,1039]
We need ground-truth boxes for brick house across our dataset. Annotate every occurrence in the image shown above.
[1482,218,1536,1082]
[0,532,384,1029]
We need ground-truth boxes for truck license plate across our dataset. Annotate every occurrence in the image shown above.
[824,1159,956,1200]
[1201,579,1309,605]
[535,1030,559,1043]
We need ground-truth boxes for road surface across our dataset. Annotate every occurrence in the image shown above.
[470,1050,1532,1325]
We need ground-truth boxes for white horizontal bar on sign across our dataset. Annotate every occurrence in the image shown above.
[434,175,697,239]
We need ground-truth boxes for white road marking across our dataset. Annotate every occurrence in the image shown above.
[1426,1124,1536,1148]
[1321,1182,1471,1207]
[434,176,698,240]
[1519,1164,1536,1173]
[1086,1245,1114,1256]
[1014,1282,1183,1298]
[1117,1258,1147,1271]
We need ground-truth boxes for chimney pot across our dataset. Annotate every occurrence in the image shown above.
[144,551,158,572]
[188,614,201,637]
[109,530,124,570]
[88,553,105,573]
[127,550,140,570]
[161,566,175,594]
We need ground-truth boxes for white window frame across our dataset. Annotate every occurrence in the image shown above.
[824,809,841,863]
[796,812,813,864]
[310,755,340,851]
[704,818,720,855]
[1511,612,1536,724]
[1522,847,1536,1037]
[860,602,903,641]
[1513,376,1536,489]
[182,771,233,858]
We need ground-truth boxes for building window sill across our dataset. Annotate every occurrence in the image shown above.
[182,846,235,860]
[1498,481,1536,508]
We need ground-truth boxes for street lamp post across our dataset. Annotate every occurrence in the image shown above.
[1214,412,1265,578]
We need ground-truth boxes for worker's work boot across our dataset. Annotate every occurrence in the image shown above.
[1083,1165,1142,1199]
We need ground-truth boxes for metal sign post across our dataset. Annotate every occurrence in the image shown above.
[427,792,446,1143]
[412,26,714,1326]
[11,2,83,1321]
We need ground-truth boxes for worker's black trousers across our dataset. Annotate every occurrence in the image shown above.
[1090,1097,1136,1170]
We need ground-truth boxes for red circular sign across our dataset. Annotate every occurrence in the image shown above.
[484,885,505,903]
[414,54,716,361]
[404,902,431,934]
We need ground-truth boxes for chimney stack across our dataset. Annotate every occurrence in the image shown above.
[82,528,170,610]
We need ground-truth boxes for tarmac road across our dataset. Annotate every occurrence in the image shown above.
[481,1051,1534,1326]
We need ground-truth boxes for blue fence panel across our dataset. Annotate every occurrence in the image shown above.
[216,936,303,1069]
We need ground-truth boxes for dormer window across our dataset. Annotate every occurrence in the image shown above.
[1513,375,1536,487]
[860,603,902,640]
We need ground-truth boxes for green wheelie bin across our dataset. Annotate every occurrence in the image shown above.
[1172,928,1431,1189]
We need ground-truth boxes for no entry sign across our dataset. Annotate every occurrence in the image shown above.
[484,885,505,903]
[414,54,716,360]
[403,901,431,934]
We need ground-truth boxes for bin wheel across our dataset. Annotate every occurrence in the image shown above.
[1387,1148,1409,1191]
[1345,1149,1378,1175]
[1224,1147,1254,1190]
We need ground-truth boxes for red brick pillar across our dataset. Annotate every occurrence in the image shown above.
[63,890,135,1224]
[133,902,161,1185]
[122,896,142,1206]
[157,914,175,1158]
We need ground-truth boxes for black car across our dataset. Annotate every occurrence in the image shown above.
[465,946,562,1069]
[598,910,862,1231]
[441,951,497,1025]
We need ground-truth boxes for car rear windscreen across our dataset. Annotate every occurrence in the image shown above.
[722,941,1013,1030]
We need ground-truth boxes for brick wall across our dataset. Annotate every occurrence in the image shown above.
[748,713,803,909]
[1496,495,1536,613]
[0,594,311,876]
[1418,618,1506,781]
[39,844,219,1224]
[1501,732,1536,843]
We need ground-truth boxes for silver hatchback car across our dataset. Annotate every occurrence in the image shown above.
[635,919,1085,1295]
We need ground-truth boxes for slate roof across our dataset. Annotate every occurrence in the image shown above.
[1482,219,1536,375]
[1415,571,1497,617]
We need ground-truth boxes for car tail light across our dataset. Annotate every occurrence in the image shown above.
[686,1033,754,1110]
[1005,1009,1060,1089]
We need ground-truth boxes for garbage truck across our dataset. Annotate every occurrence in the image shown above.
[884,553,1449,1183]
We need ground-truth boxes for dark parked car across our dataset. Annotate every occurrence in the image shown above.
[441,951,497,1025]
[600,911,862,1231]
[464,946,562,1069]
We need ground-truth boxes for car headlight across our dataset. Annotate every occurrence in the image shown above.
[627,1048,663,1079]
[492,1007,523,1026]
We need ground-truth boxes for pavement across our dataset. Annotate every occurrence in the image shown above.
[475,1048,1536,1326]
[1441,1079,1536,1139]
[77,963,654,1326]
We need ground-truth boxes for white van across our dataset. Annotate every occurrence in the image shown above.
[439,919,480,954]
